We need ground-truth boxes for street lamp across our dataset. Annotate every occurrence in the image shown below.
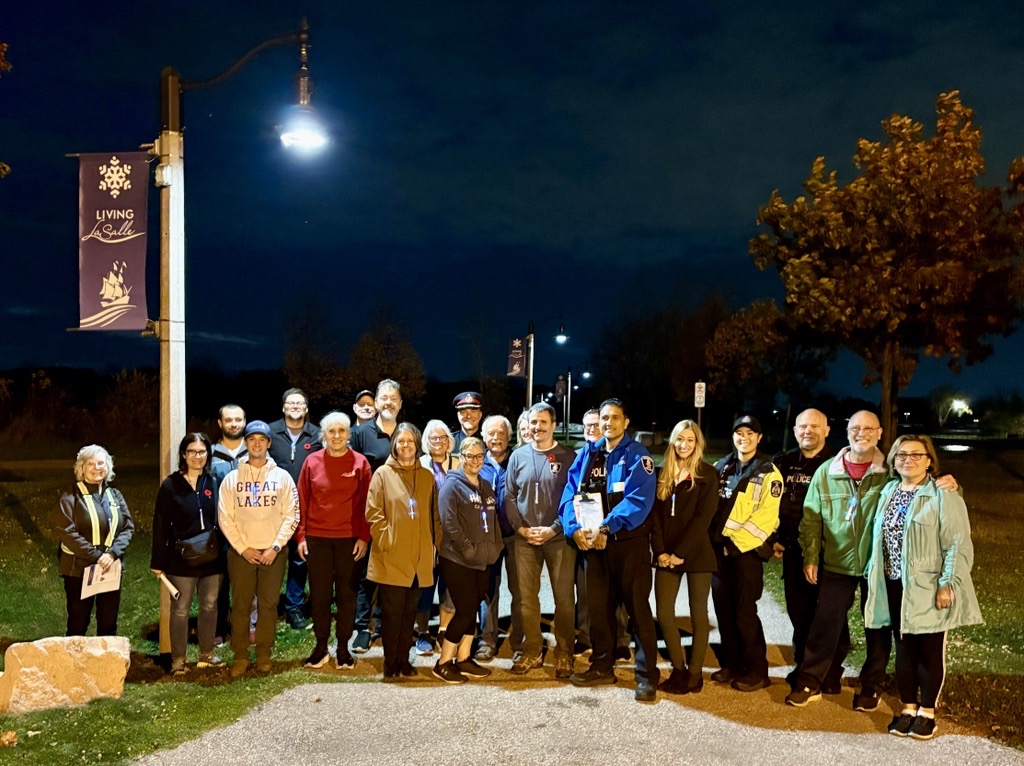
[523,319,571,409]
[150,20,325,656]
[152,18,325,480]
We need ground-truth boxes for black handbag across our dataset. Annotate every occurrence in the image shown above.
[176,529,219,566]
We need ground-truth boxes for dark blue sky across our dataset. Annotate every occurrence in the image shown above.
[2,0,1023,400]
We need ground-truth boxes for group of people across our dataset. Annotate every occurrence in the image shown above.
[53,382,981,739]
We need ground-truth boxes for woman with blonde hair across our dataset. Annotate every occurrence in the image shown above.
[55,445,134,637]
[651,420,718,694]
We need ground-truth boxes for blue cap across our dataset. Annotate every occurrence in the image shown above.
[244,420,272,440]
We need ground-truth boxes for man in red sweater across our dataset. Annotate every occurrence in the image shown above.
[296,411,372,669]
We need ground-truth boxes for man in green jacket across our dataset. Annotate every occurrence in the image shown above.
[785,411,957,710]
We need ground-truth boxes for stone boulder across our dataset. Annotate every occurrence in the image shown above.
[0,636,131,714]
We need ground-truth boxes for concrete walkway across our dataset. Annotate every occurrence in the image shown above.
[136,570,1024,766]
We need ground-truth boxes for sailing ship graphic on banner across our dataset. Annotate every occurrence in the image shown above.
[77,152,149,331]
[81,260,136,328]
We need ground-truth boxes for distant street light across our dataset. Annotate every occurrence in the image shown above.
[523,319,571,409]
[152,18,326,480]
[938,395,973,428]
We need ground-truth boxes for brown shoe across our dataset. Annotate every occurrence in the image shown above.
[255,656,272,673]
[510,654,544,675]
[555,656,574,679]
[229,658,249,679]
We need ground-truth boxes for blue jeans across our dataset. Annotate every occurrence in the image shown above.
[282,538,307,614]
[513,535,575,658]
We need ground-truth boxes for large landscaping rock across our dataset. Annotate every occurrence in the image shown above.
[0,636,131,714]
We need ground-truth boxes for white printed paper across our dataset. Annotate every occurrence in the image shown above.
[573,494,604,533]
[81,559,122,599]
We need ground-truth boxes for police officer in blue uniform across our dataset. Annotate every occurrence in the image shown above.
[558,398,660,702]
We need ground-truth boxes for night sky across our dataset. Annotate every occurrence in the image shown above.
[2,0,1024,401]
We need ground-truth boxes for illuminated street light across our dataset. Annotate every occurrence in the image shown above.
[523,319,572,408]
[280,35,328,150]
[154,18,324,480]
[150,19,323,656]
[938,395,973,427]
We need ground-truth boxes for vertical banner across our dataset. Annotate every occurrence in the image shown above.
[507,337,525,376]
[78,152,149,330]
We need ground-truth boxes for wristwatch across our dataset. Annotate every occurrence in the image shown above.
[272,544,281,553]
[598,524,611,537]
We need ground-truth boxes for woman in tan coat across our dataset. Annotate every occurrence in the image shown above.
[366,422,440,680]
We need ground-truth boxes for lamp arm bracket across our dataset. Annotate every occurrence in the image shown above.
[180,27,307,93]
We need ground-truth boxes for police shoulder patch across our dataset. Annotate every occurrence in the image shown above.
[770,480,783,498]
[641,456,655,475]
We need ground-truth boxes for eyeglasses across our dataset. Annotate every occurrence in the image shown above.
[848,426,878,434]
[428,435,449,443]
[894,452,928,462]
[461,453,486,462]
[285,401,307,408]
[583,423,601,430]
[186,450,208,458]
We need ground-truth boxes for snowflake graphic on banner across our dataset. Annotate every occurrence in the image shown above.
[98,156,132,199]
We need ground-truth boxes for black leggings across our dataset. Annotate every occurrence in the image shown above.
[885,578,947,708]
[440,557,490,644]
[654,569,711,672]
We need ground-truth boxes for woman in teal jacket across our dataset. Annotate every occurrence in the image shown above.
[864,435,981,741]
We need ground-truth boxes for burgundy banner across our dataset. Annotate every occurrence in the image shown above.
[507,337,526,377]
[78,152,149,330]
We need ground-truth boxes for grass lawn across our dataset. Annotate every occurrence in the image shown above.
[0,450,368,765]
[0,443,1022,763]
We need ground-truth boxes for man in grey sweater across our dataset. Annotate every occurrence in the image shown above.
[504,402,578,678]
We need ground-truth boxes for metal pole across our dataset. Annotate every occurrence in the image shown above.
[155,67,187,657]
[525,321,535,411]
[564,367,572,441]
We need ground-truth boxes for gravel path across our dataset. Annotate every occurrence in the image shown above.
[136,567,1024,765]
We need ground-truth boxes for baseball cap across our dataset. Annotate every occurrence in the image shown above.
[732,415,762,434]
[244,420,272,440]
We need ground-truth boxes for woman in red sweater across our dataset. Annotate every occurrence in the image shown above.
[297,411,372,670]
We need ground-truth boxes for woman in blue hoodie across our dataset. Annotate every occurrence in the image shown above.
[432,437,503,684]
